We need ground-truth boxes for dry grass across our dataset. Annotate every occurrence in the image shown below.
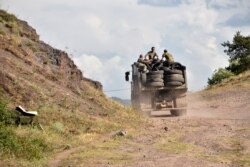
[206,70,250,91]
[0,9,147,167]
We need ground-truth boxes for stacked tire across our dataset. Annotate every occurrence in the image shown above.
[146,70,164,87]
[163,68,185,87]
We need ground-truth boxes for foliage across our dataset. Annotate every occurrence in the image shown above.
[0,100,18,125]
[222,31,250,74]
[208,68,235,86]
[208,31,250,86]
[0,10,17,23]
[0,99,50,160]
[0,124,50,160]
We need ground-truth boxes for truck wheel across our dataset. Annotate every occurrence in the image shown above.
[165,81,183,86]
[147,82,164,87]
[170,109,187,116]
[171,94,187,116]
[165,74,185,83]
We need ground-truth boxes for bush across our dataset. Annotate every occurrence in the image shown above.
[208,68,235,86]
[0,99,50,160]
[0,10,17,23]
[0,100,18,125]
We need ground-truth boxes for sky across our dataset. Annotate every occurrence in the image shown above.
[1,0,250,99]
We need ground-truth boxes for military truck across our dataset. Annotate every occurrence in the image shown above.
[125,61,187,116]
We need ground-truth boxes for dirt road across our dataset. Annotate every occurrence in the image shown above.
[49,87,250,167]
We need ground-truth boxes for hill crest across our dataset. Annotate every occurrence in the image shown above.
[0,9,102,109]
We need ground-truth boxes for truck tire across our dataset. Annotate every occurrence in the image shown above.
[147,82,164,87]
[164,69,182,75]
[149,70,164,75]
[171,94,187,116]
[147,78,164,82]
[147,74,163,79]
[165,74,185,83]
[165,81,183,86]
[170,109,187,116]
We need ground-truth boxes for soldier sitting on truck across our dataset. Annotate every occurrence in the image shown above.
[145,46,160,68]
[161,49,174,66]
[137,54,148,72]
[145,47,158,63]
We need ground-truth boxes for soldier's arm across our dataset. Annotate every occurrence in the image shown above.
[145,52,149,59]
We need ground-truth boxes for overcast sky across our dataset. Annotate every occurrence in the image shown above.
[1,0,250,99]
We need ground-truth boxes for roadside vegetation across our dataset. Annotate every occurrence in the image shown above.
[0,10,145,166]
[208,32,250,86]
[0,89,144,167]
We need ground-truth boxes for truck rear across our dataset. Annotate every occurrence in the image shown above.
[125,61,187,116]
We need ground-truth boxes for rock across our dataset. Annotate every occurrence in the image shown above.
[164,126,168,131]
[114,130,127,137]
[64,144,71,150]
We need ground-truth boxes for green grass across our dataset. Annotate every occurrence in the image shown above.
[0,99,51,161]
[0,123,50,160]
[63,137,135,166]
[155,133,198,154]
[206,70,250,90]
[0,10,17,23]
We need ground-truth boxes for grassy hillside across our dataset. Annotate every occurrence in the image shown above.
[0,10,145,167]
[206,70,250,91]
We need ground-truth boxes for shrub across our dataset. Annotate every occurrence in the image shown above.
[208,68,235,86]
[0,100,18,125]
[0,11,17,22]
[0,99,50,160]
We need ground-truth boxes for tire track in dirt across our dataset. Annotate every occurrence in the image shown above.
[48,146,86,167]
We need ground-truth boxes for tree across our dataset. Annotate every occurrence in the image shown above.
[222,31,250,74]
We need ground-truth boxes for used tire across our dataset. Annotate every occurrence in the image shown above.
[165,81,183,86]
[164,69,182,75]
[149,70,164,75]
[147,78,164,82]
[165,74,185,83]
[147,74,163,79]
[162,67,170,71]
[147,82,164,87]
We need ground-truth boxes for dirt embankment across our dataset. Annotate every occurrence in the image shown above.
[0,9,102,110]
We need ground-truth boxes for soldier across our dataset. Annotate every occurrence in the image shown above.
[145,47,158,63]
[137,54,147,72]
[137,54,144,63]
[161,49,174,63]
